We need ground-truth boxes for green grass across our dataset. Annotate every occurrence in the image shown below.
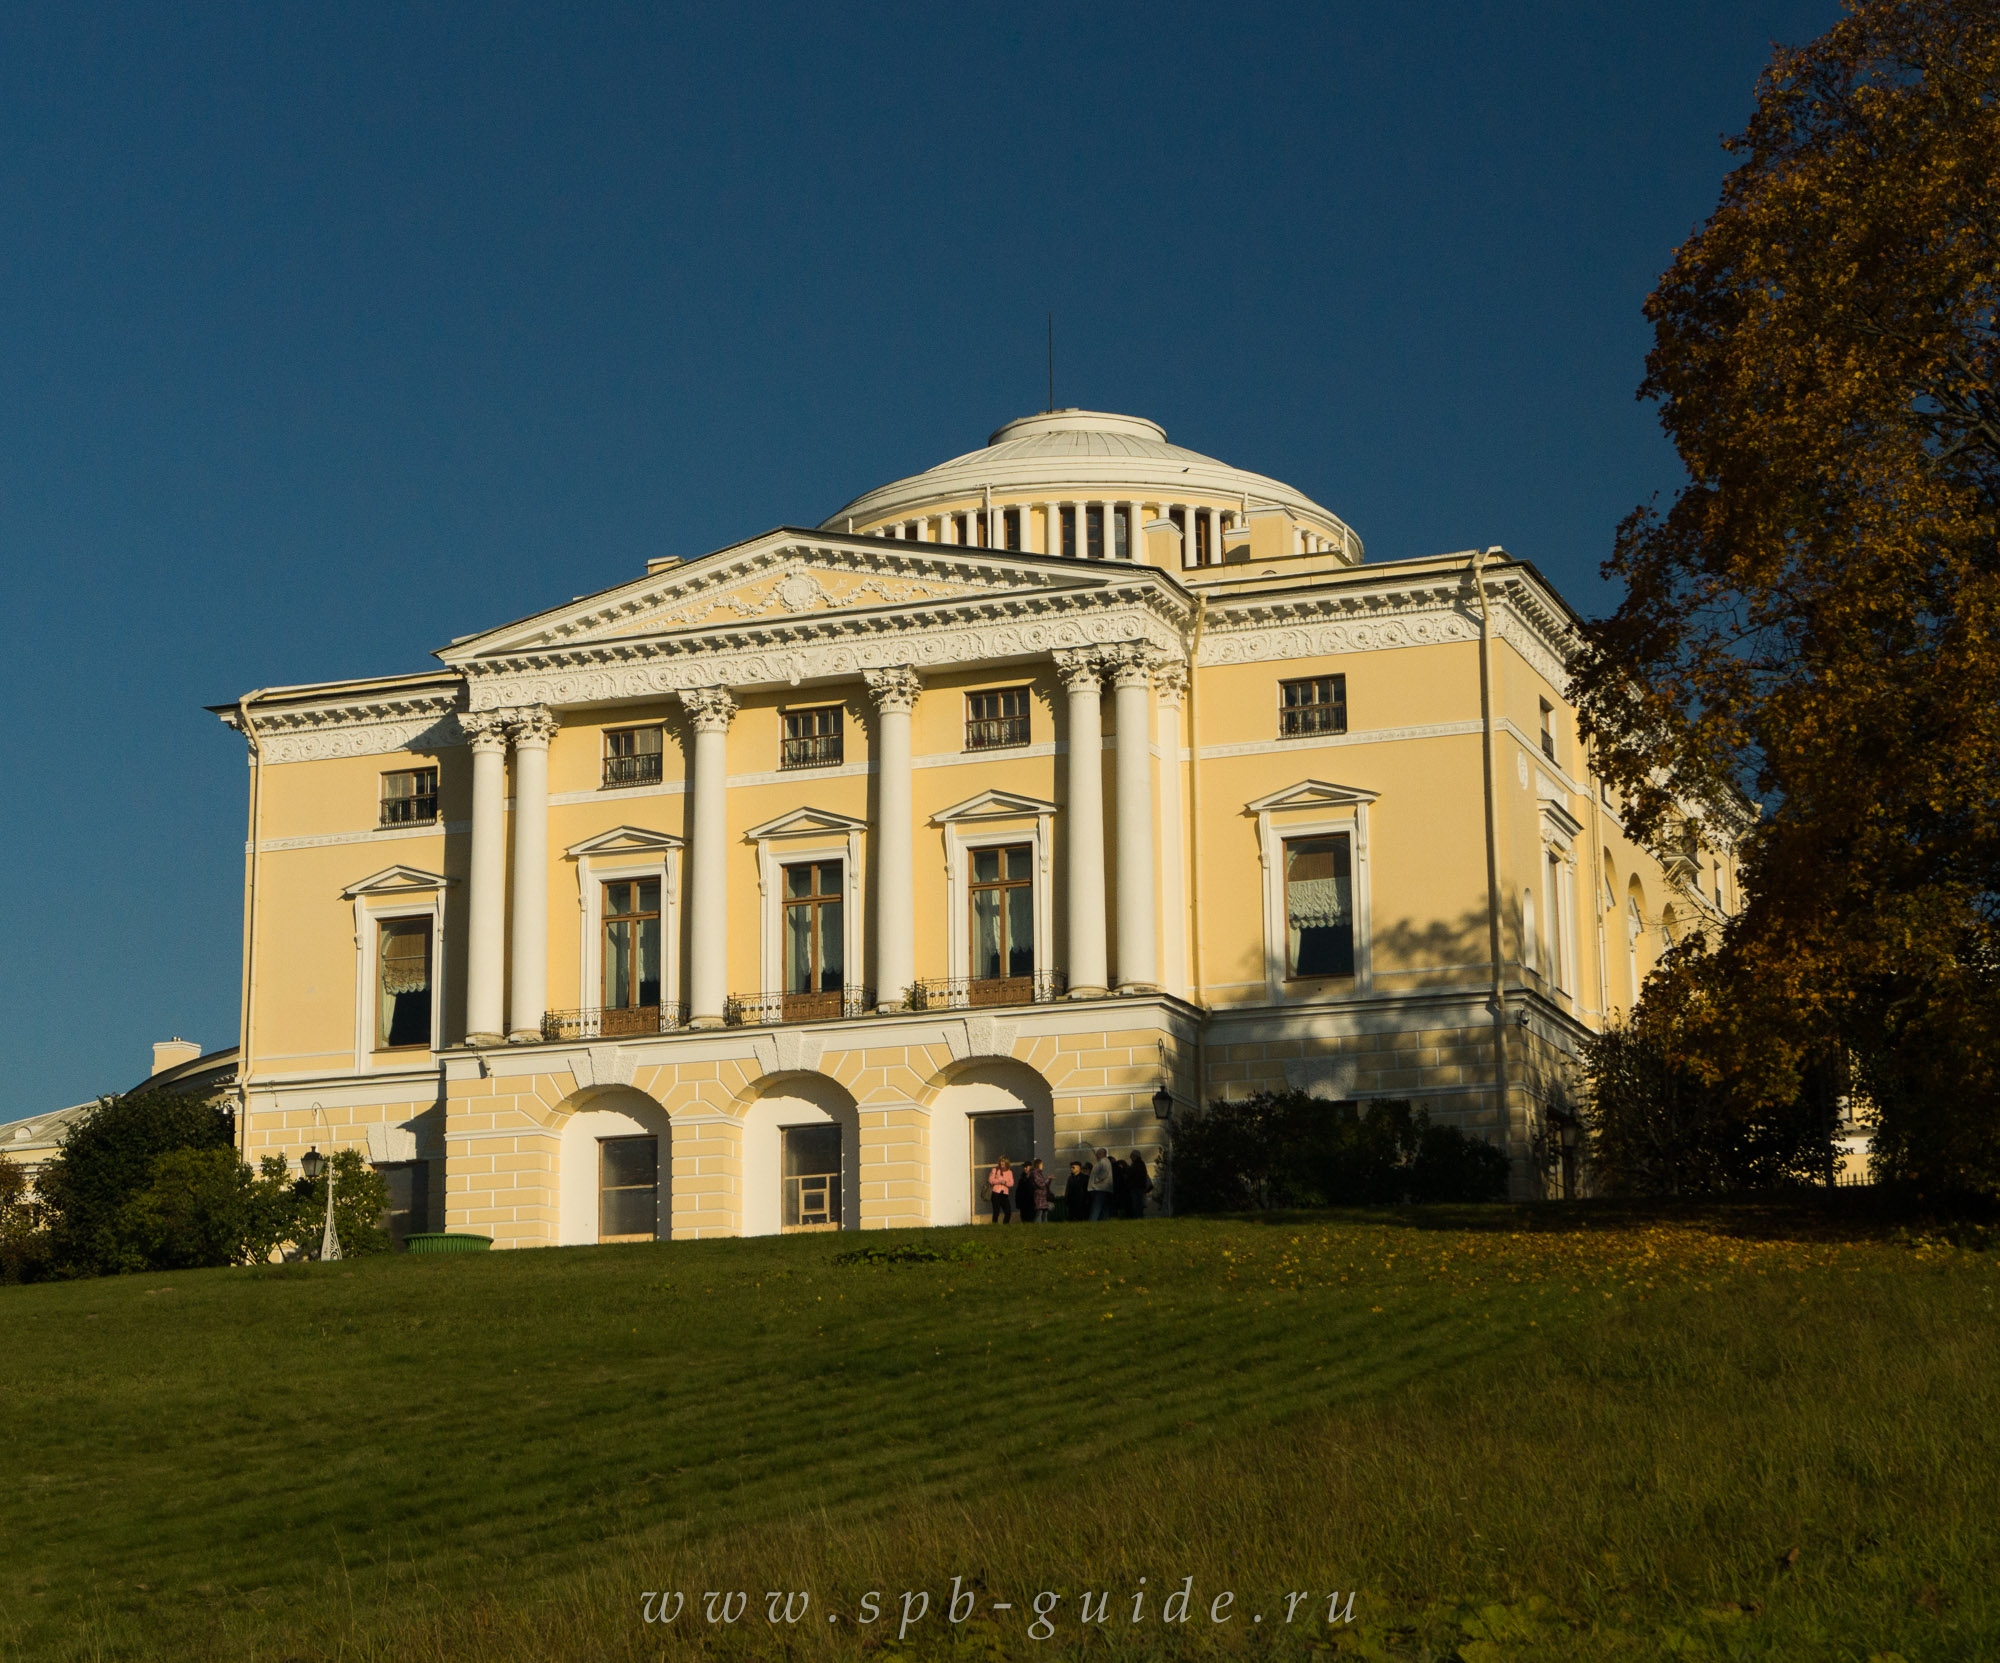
[2,1204,1996,1661]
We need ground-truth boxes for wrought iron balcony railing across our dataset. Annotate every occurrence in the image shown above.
[780,733,844,770]
[1279,704,1346,739]
[964,715,1031,751]
[910,970,1067,1011]
[541,1003,690,1041]
[379,796,440,827]
[603,752,665,788]
[725,986,875,1026]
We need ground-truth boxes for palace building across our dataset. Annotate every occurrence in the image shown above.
[217,409,1731,1246]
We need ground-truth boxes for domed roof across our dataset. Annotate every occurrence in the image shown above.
[821,409,1358,551]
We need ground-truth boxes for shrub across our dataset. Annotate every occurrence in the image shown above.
[120,1147,261,1271]
[0,1154,52,1284]
[1166,1093,1508,1211]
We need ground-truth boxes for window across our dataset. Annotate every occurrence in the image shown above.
[781,706,843,770]
[1280,676,1348,738]
[968,1111,1034,1223]
[1085,505,1105,559]
[965,688,1031,751]
[377,920,433,1048]
[782,860,844,1017]
[380,767,438,826]
[970,844,1034,997]
[782,1124,841,1231]
[604,726,664,788]
[1539,700,1558,763]
[1061,505,1076,557]
[598,1136,658,1241]
[1195,512,1211,565]
[1004,506,1021,551]
[1284,835,1354,978]
[377,1161,429,1245]
[601,877,662,1028]
[1113,506,1129,560]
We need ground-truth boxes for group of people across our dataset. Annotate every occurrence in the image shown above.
[984,1147,1152,1223]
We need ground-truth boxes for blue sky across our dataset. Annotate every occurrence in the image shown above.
[0,0,1842,1113]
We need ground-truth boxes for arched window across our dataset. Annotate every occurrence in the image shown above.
[1522,887,1538,977]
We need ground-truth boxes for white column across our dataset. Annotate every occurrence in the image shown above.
[1109,648,1158,992]
[1043,502,1060,558]
[463,714,509,1044]
[505,707,558,1041]
[1055,649,1108,997]
[1154,663,1189,998]
[679,687,738,1027]
[1124,501,1143,560]
[865,667,922,1011]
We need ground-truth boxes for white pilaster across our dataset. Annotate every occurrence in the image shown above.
[505,707,558,1042]
[864,667,923,1012]
[463,714,509,1044]
[1154,663,1190,998]
[1055,648,1107,998]
[680,687,739,1028]
[1108,647,1159,992]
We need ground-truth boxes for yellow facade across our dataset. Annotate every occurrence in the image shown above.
[218,410,1733,1243]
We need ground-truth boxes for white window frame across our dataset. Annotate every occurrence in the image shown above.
[931,790,1057,983]
[1245,780,1378,1001]
[566,827,683,1018]
[744,808,868,996]
[1538,800,1582,1003]
[342,865,451,1070]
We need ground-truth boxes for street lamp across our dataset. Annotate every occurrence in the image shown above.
[302,1103,342,1262]
[1151,1081,1175,1218]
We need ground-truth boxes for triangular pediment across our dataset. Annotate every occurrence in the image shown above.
[933,788,1059,824]
[564,825,683,859]
[342,864,451,898]
[744,806,871,841]
[439,528,1144,663]
[1243,779,1379,815]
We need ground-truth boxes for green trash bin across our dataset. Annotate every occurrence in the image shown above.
[404,1232,493,1254]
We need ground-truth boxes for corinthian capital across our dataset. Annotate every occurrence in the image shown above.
[863,666,924,715]
[1101,642,1163,690]
[1052,646,1105,694]
[505,706,560,747]
[1152,660,1189,707]
[460,711,511,753]
[678,685,740,734]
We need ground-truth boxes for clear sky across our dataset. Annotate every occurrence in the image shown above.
[0,0,1842,1114]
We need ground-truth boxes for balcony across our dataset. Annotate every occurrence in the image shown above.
[603,752,665,789]
[725,986,876,1025]
[379,796,439,827]
[1278,705,1346,739]
[780,733,844,770]
[965,715,1030,751]
[541,1003,690,1041]
[910,971,1068,1011]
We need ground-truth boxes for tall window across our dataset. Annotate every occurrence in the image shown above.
[1061,505,1076,557]
[377,919,433,1048]
[1539,700,1558,762]
[378,1161,429,1244]
[781,706,843,770]
[1280,676,1348,738]
[1004,506,1021,550]
[598,1136,658,1242]
[601,878,661,1023]
[604,726,664,788]
[782,860,844,1016]
[1545,850,1567,992]
[970,845,1033,995]
[1195,512,1212,565]
[380,767,438,826]
[965,689,1031,751]
[782,1124,841,1231]
[968,1111,1034,1223]
[1284,835,1353,978]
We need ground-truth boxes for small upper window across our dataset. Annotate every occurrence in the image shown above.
[1279,676,1347,739]
[966,689,1031,751]
[781,706,843,770]
[380,767,438,827]
[1540,700,1558,763]
[377,919,433,1049]
[603,726,664,788]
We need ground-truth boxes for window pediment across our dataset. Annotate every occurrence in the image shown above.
[564,825,683,860]
[342,864,452,898]
[744,807,870,842]
[933,788,1059,826]
[1242,779,1379,816]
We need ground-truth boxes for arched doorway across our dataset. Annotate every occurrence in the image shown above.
[739,1074,861,1237]
[928,1060,1056,1226]
[556,1085,673,1246]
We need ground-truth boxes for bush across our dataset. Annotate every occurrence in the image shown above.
[37,1091,235,1277]
[1166,1093,1509,1212]
[120,1147,262,1271]
[0,1154,52,1284]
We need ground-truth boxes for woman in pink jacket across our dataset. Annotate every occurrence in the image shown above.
[987,1155,1016,1224]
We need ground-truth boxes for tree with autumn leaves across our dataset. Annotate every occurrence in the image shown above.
[1573,0,2000,1194]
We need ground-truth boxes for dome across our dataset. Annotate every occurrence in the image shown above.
[820,409,1360,559]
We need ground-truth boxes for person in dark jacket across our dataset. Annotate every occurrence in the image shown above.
[1024,1159,1052,1223]
[1110,1151,1132,1219]
[1063,1159,1089,1222]
[1125,1152,1152,1218]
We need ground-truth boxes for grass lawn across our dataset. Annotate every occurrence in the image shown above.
[1,1202,1995,1661]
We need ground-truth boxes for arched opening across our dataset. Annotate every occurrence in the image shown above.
[927,1060,1056,1227]
[557,1085,673,1246]
[739,1074,862,1238]
[1625,876,1647,1008]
